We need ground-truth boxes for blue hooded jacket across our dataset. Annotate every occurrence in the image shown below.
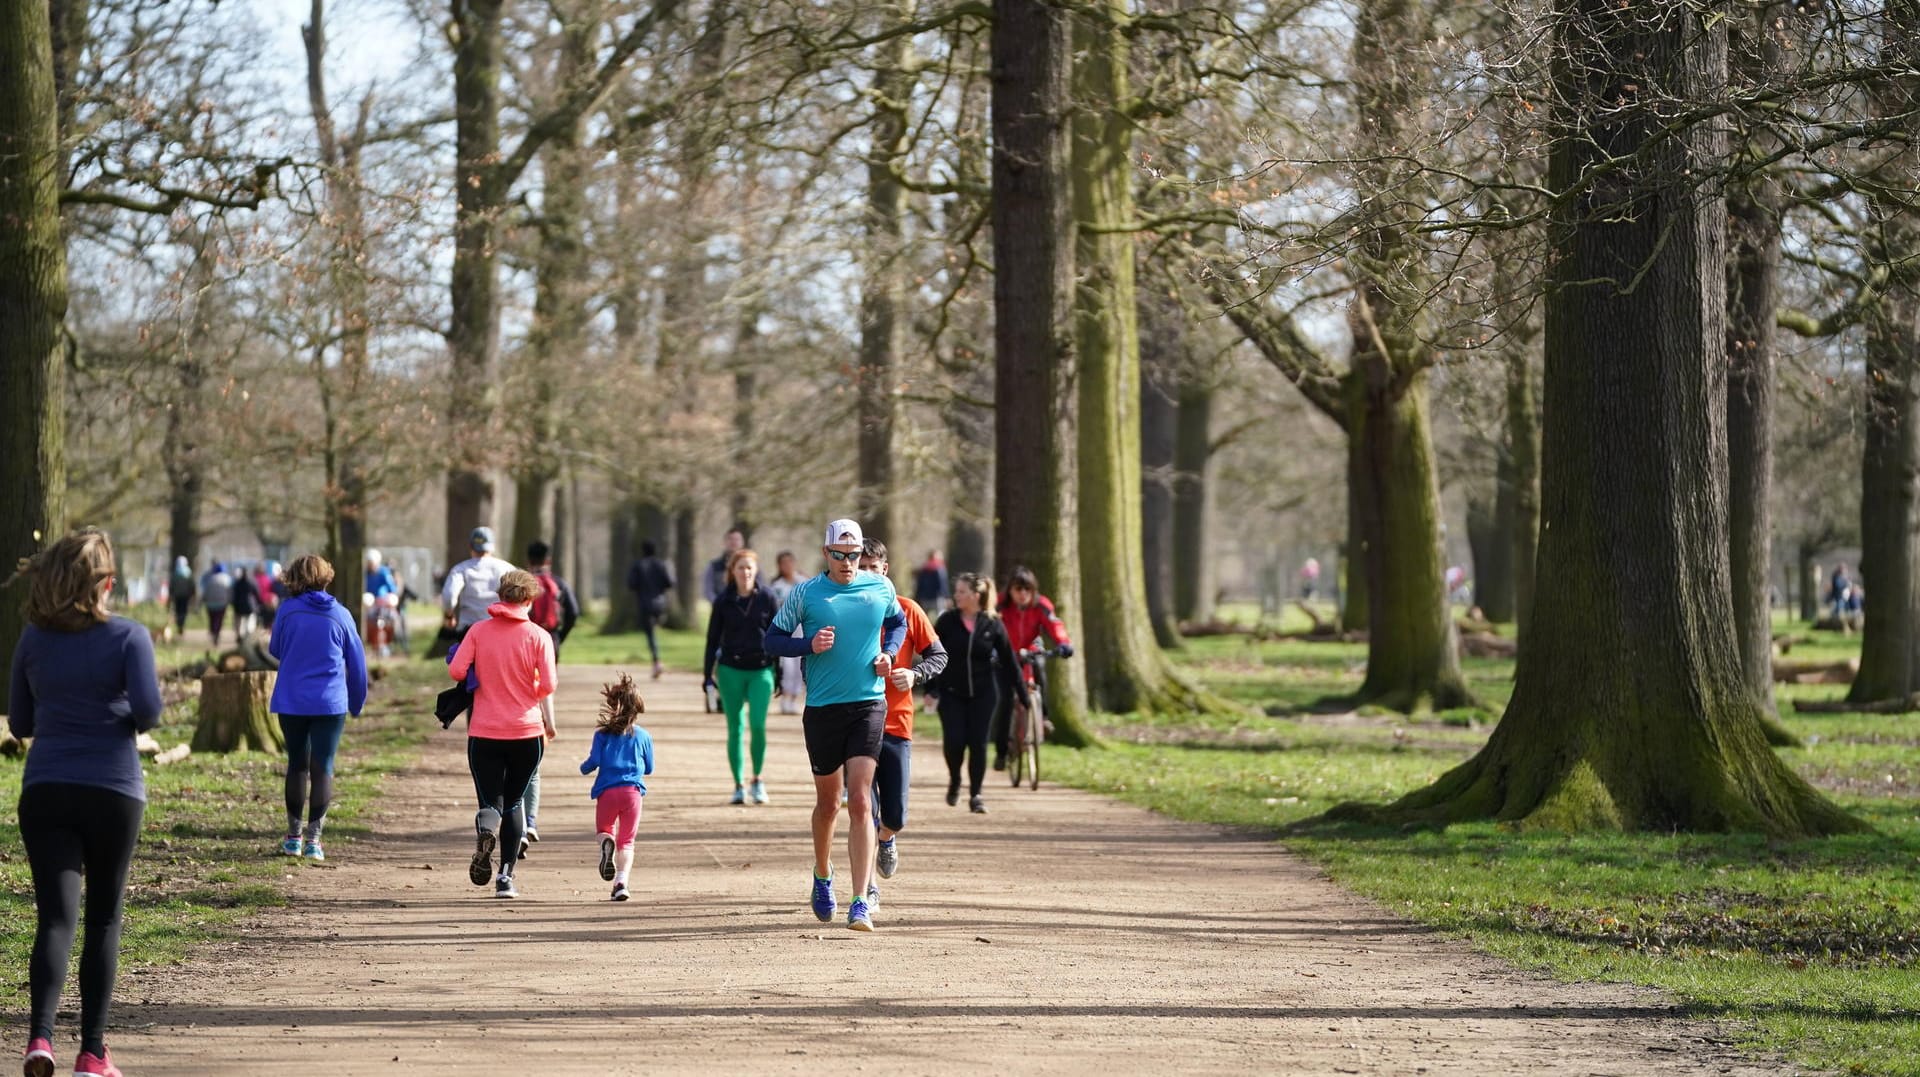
[268,591,368,717]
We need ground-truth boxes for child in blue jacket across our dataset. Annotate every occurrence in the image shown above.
[580,674,654,901]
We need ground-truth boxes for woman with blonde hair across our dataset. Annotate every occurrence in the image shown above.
[268,554,368,861]
[448,569,557,898]
[929,573,1029,814]
[702,549,779,804]
[9,529,160,1077]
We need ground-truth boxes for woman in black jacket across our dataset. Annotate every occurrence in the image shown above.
[703,550,780,805]
[930,573,1030,814]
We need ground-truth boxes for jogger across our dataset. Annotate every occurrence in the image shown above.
[581,675,654,901]
[856,538,947,891]
[703,549,779,804]
[931,573,1029,814]
[268,554,368,861]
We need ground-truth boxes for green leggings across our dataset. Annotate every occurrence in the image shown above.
[716,664,774,784]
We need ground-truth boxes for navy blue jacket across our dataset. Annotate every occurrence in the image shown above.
[268,591,368,717]
[8,617,163,802]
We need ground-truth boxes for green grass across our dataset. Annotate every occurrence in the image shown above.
[0,657,442,1007]
[1045,625,1920,1077]
[550,611,709,673]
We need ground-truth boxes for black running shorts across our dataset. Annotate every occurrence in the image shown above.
[802,699,886,775]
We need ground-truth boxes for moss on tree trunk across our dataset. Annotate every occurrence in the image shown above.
[1342,2,1857,836]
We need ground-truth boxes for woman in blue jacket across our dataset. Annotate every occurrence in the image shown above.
[268,555,368,861]
[10,528,161,1077]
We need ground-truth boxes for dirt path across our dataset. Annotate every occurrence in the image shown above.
[101,667,1795,1075]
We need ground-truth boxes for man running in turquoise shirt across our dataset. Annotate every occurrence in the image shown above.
[764,517,907,932]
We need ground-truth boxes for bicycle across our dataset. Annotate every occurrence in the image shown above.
[1010,646,1051,791]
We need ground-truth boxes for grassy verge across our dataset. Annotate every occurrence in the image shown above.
[1,656,442,1008]
[1045,626,1920,1077]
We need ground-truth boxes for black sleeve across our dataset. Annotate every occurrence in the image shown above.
[702,599,724,681]
[558,579,581,641]
[911,638,949,681]
[627,561,642,592]
[992,621,1030,707]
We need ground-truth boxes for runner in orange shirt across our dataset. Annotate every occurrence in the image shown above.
[859,538,948,905]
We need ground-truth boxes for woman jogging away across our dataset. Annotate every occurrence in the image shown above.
[267,554,369,861]
[10,529,161,1077]
[703,549,779,804]
[580,674,656,901]
[448,570,558,899]
[931,573,1029,814]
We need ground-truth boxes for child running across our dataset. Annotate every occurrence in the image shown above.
[579,674,655,902]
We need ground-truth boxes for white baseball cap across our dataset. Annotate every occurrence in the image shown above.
[824,518,864,548]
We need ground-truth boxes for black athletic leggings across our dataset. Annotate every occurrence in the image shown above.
[467,736,543,875]
[19,782,144,1055]
[941,690,1000,798]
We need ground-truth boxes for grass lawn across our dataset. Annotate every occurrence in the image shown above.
[1043,622,1920,1077]
[1,653,443,1009]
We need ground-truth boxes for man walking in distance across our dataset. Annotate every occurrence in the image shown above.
[764,519,907,932]
[858,538,946,905]
[443,527,516,640]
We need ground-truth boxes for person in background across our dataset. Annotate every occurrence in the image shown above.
[930,573,1028,814]
[913,550,949,615]
[267,555,369,862]
[994,566,1074,770]
[857,538,947,896]
[626,541,675,680]
[365,550,400,658]
[1299,557,1321,601]
[1829,563,1853,621]
[702,527,747,607]
[257,562,282,628]
[10,529,160,1077]
[230,564,261,640]
[580,675,654,902]
[442,527,516,639]
[168,556,196,637]
[200,562,234,646]
[702,549,779,805]
[767,551,806,715]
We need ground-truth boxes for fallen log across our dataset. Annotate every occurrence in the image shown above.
[1794,693,1920,715]
[1771,657,1858,685]
[153,743,193,766]
[1459,632,1518,658]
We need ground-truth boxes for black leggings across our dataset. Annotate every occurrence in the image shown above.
[19,782,144,1055]
[941,690,999,798]
[467,736,543,875]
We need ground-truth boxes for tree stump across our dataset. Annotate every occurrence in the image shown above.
[193,671,284,753]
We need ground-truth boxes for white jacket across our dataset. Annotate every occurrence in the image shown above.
[442,554,516,630]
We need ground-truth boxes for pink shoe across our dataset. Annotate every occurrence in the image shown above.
[72,1051,121,1077]
[22,1038,54,1077]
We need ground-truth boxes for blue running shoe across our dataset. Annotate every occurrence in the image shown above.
[279,834,303,857]
[810,873,836,922]
[847,895,874,932]
[301,840,325,862]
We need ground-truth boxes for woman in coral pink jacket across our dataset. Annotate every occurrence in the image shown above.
[447,569,557,899]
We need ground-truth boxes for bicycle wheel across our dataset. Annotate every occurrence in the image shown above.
[1026,694,1043,791]
[1009,715,1027,788]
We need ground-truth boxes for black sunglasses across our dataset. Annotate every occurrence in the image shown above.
[826,549,861,562]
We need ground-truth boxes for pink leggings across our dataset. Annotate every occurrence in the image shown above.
[594,786,643,850]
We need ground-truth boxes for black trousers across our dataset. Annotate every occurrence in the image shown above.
[19,782,145,1053]
[940,690,1000,798]
[467,736,544,875]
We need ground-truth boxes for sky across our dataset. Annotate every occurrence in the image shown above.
[249,0,424,111]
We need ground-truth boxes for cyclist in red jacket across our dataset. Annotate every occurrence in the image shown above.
[993,566,1074,769]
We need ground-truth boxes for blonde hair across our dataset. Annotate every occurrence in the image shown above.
[498,569,540,604]
[282,554,335,596]
[21,528,116,632]
[955,572,998,618]
[598,673,646,736]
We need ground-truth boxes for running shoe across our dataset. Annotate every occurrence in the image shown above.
[611,882,630,902]
[494,874,518,899]
[301,840,325,862]
[810,873,836,922]
[598,834,616,881]
[470,809,500,887]
[72,1051,121,1077]
[946,784,959,807]
[730,786,746,805]
[518,835,530,862]
[865,883,881,912]
[749,779,769,804]
[526,826,540,843]
[280,834,303,856]
[847,896,874,932]
[992,752,1006,772]
[876,837,898,879]
[970,795,987,815]
[23,1037,53,1077]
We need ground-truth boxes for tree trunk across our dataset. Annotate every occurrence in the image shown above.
[1355,2,1857,835]
[1798,542,1819,622]
[1171,380,1212,623]
[1139,289,1182,649]
[0,0,68,680]
[1349,366,1471,710]
[1340,450,1369,633]
[855,9,913,546]
[603,500,637,633]
[1069,0,1203,713]
[1846,2,1920,705]
[193,672,285,753]
[990,0,1088,741]
[671,507,696,629]
[444,0,505,571]
[1506,346,1541,644]
[1467,491,1514,622]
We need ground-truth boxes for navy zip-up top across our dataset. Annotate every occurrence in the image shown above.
[8,617,164,802]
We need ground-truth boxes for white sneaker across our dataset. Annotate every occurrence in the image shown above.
[730,786,747,805]
[749,779,769,804]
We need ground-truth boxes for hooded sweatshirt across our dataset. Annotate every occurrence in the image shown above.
[448,602,556,740]
[268,591,368,717]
